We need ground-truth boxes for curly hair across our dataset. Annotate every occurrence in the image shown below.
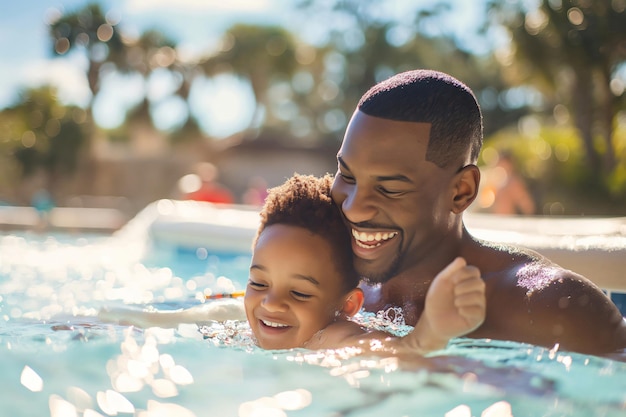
[254,173,359,293]
[358,69,483,169]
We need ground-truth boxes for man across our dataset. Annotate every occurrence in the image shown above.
[330,69,626,355]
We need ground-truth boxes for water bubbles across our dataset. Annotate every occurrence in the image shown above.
[104,328,198,403]
[66,386,94,412]
[239,389,313,417]
[141,400,196,417]
[151,378,178,398]
[198,320,255,348]
[273,389,312,410]
[112,371,144,393]
[348,307,412,337]
[445,404,472,417]
[167,365,194,385]
[96,390,135,415]
[49,394,78,417]
[20,365,43,392]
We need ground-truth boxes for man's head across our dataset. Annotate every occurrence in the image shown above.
[247,174,362,349]
[331,70,482,284]
[358,69,483,169]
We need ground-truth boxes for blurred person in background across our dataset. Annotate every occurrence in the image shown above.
[178,162,234,205]
[242,176,269,206]
[478,152,536,215]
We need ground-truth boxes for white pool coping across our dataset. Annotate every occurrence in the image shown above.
[3,201,622,292]
[137,200,626,293]
[464,213,626,292]
[0,205,127,232]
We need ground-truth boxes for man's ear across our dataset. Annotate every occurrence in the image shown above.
[452,164,480,213]
[341,288,364,317]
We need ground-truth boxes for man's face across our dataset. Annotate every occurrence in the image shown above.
[331,111,459,283]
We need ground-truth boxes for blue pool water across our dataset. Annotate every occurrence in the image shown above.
[1,229,626,417]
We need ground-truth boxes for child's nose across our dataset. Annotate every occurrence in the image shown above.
[261,291,288,312]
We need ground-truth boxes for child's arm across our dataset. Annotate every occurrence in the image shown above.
[401,257,486,352]
[309,257,485,354]
[98,299,247,328]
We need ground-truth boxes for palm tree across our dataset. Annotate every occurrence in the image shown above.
[48,3,127,115]
[200,24,299,130]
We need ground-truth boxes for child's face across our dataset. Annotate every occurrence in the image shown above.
[245,224,348,349]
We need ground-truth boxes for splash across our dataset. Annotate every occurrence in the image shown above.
[350,307,412,337]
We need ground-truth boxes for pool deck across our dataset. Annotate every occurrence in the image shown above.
[141,200,626,293]
[464,213,626,293]
[0,205,128,233]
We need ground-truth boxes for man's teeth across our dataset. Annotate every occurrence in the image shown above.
[262,320,288,328]
[352,230,397,248]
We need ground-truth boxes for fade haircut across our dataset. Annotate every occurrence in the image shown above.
[254,173,359,293]
[358,69,483,169]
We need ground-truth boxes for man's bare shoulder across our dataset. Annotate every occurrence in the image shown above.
[470,243,626,354]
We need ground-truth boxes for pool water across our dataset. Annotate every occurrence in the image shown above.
[1,230,625,417]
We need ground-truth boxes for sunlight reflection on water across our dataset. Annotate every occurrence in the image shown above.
[1,229,626,417]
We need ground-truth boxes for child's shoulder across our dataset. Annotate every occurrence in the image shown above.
[303,319,365,350]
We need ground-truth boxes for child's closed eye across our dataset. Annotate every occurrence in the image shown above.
[291,290,312,300]
[248,279,267,289]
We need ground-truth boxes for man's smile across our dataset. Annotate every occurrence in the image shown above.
[352,229,398,249]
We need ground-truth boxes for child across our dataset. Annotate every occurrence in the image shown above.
[100,174,486,354]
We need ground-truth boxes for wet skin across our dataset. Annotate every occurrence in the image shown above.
[331,110,626,355]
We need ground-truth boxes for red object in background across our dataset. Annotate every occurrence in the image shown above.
[185,184,234,204]
[180,162,235,205]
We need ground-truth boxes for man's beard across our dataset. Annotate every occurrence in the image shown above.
[357,252,402,285]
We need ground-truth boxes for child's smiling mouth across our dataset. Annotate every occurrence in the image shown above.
[261,319,290,329]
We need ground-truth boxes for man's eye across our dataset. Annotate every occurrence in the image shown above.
[291,291,312,300]
[378,186,405,196]
[339,172,355,183]
[378,185,408,197]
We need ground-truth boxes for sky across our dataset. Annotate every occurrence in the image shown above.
[0,0,489,138]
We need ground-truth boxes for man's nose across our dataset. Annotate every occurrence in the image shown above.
[340,186,378,225]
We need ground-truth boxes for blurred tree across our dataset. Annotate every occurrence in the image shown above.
[488,0,626,174]
[120,29,200,149]
[48,3,127,119]
[0,87,88,202]
[124,30,177,127]
[294,0,531,142]
[200,24,299,130]
[49,4,206,149]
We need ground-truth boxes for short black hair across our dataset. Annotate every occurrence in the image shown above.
[254,173,359,293]
[358,69,483,169]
